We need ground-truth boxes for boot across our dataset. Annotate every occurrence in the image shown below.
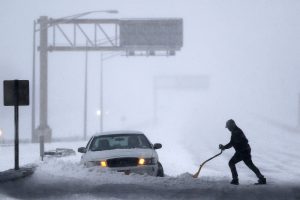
[230,178,239,185]
[255,177,267,185]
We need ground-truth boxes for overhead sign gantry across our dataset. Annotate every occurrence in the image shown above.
[33,15,183,142]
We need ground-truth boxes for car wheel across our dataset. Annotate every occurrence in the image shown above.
[157,162,164,177]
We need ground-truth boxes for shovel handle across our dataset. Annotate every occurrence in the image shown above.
[201,150,223,166]
[192,150,223,178]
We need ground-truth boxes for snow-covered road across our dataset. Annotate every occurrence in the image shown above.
[0,167,299,200]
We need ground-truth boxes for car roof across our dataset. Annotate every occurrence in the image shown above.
[93,130,145,137]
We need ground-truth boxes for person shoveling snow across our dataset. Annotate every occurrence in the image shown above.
[219,119,266,185]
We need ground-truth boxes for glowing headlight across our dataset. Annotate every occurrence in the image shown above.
[100,160,107,167]
[138,158,145,165]
[138,158,156,165]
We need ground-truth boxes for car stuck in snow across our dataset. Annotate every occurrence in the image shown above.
[78,131,164,177]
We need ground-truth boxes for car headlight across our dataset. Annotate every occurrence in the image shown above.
[86,160,107,167]
[138,158,156,165]
[100,160,107,167]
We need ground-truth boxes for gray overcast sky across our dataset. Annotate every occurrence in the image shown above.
[0,0,299,140]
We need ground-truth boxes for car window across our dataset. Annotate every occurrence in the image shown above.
[86,136,93,149]
[89,134,152,151]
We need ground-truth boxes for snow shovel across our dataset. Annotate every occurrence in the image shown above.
[192,150,223,178]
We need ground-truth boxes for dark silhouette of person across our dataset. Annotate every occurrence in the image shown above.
[219,119,266,185]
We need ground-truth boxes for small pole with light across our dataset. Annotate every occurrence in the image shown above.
[0,128,3,143]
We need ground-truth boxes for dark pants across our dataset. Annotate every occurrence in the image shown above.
[229,149,264,180]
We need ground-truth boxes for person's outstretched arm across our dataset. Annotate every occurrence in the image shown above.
[223,141,233,149]
[219,139,233,150]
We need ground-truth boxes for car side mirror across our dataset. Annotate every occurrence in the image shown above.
[153,143,162,150]
[78,147,87,153]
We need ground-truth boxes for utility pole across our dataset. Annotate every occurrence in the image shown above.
[298,93,300,128]
[100,53,104,133]
[83,41,88,140]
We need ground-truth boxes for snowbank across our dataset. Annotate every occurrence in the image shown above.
[1,157,300,200]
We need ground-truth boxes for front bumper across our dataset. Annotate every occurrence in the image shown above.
[109,165,158,176]
[84,161,158,176]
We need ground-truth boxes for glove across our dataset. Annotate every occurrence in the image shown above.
[219,144,225,150]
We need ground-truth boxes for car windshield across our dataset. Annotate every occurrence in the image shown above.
[89,134,152,151]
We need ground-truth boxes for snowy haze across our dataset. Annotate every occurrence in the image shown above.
[0,0,300,184]
[0,1,300,200]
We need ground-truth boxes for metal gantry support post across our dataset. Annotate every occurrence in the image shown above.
[35,16,52,142]
[31,21,36,142]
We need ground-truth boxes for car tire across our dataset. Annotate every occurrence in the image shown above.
[157,162,164,177]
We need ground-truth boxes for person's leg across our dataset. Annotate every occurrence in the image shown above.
[242,150,266,184]
[229,153,242,182]
[241,150,264,179]
[243,159,264,179]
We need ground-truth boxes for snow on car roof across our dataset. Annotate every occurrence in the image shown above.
[93,130,145,137]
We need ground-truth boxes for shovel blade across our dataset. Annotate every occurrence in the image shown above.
[192,168,201,178]
[192,172,199,178]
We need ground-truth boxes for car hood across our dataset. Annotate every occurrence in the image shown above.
[84,148,155,161]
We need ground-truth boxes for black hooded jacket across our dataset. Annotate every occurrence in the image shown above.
[224,126,251,152]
